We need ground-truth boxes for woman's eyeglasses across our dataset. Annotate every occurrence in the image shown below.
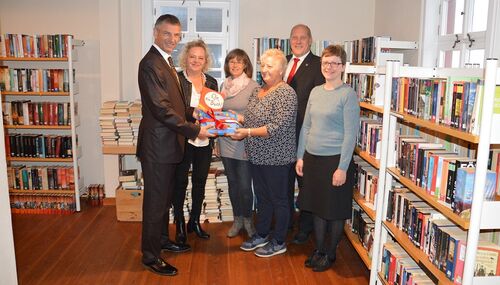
[321,61,343,68]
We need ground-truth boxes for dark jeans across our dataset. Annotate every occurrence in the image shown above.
[173,142,213,219]
[288,163,313,234]
[250,162,292,243]
[221,157,253,218]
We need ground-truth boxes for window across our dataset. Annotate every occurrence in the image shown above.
[152,0,237,85]
[421,0,499,68]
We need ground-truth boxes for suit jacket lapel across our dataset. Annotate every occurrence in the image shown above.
[293,52,314,79]
[150,46,186,106]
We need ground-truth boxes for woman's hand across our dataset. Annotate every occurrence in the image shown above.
[228,110,244,123]
[193,108,200,120]
[332,169,346,187]
[296,159,304,177]
[229,128,248,141]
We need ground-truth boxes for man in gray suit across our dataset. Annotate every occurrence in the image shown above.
[137,14,212,276]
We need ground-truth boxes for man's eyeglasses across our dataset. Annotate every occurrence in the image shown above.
[321,61,343,68]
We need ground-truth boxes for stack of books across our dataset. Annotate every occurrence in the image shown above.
[99,100,142,147]
[114,101,133,146]
[99,101,117,146]
[119,169,142,190]
[128,100,141,146]
[168,157,234,223]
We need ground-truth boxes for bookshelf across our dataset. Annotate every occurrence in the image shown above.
[344,37,418,281]
[0,35,84,212]
[370,60,500,285]
[251,37,333,84]
[344,223,372,268]
[344,36,418,106]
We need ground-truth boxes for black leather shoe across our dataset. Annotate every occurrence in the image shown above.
[312,253,334,272]
[304,249,322,268]
[142,258,178,276]
[187,218,210,239]
[175,218,187,244]
[161,240,191,253]
[292,232,309,244]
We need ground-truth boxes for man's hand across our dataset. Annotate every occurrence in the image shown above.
[296,159,304,177]
[198,125,215,140]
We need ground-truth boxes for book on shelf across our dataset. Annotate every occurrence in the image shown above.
[9,193,76,214]
[0,34,73,58]
[391,77,483,134]
[453,167,497,218]
[7,165,75,191]
[475,241,500,277]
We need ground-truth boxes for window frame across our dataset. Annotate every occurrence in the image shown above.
[420,0,500,68]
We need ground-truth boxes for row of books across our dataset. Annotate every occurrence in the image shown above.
[7,165,75,190]
[0,67,72,92]
[0,33,73,58]
[396,135,498,214]
[358,117,382,159]
[386,186,500,282]
[348,202,375,258]
[381,241,435,285]
[5,134,73,158]
[87,184,105,207]
[253,37,291,62]
[391,77,482,134]
[346,73,376,103]
[100,100,141,146]
[2,101,72,126]
[9,193,76,214]
[353,156,379,209]
[344,37,388,64]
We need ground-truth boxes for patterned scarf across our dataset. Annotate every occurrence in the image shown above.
[221,73,251,98]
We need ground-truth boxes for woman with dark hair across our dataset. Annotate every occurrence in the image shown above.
[173,39,218,245]
[218,49,259,238]
[296,45,360,271]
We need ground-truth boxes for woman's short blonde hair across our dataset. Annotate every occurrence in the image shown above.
[178,39,212,73]
[260,48,287,75]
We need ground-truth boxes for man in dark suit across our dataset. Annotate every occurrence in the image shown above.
[285,24,325,244]
[137,14,213,276]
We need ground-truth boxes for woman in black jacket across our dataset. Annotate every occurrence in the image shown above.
[173,39,218,246]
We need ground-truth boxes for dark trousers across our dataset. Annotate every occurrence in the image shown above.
[141,161,176,263]
[221,157,253,218]
[288,163,313,234]
[173,142,213,219]
[251,163,292,243]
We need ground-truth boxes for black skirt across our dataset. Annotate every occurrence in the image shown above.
[297,151,355,220]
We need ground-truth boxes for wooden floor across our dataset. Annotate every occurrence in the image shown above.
[12,205,369,285]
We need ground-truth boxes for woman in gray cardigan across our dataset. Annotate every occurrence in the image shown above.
[218,49,259,238]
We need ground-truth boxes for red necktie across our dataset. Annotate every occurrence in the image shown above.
[286,58,300,84]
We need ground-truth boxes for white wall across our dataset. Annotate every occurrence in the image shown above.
[0,112,18,285]
[374,0,422,65]
[239,0,376,56]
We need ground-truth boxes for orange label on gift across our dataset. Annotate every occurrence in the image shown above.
[199,87,224,113]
